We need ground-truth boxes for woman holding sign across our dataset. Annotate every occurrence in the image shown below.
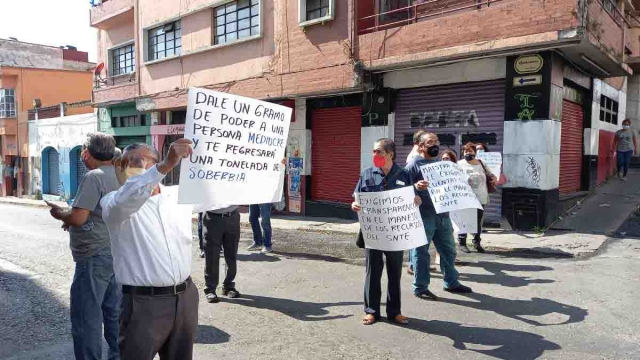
[352,138,420,326]
[457,143,497,253]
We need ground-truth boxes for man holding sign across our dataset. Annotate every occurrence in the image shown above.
[352,138,423,326]
[405,133,473,301]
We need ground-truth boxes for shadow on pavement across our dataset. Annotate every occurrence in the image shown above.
[0,269,71,358]
[406,318,561,360]
[272,251,349,264]
[226,294,359,322]
[195,325,230,345]
[440,292,588,326]
[457,261,555,288]
[236,253,281,263]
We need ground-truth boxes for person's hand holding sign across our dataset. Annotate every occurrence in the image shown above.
[158,139,193,175]
[415,180,429,191]
[414,196,422,206]
[351,202,361,212]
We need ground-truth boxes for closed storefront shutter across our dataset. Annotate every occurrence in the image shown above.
[116,136,147,149]
[394,80,505,223]
[76,154,88,186]
[311,107,362,204]
[559,99,584,194]
[47,150,61,196]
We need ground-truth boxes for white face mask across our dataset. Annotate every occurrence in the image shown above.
[623,125,631,129]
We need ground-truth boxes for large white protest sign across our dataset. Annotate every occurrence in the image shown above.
[357,186,428,251]
[450,208,478,234]
[476,152,502,178]
[178,88,292,205]
[420,162,482,213]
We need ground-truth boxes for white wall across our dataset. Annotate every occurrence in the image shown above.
[592,78,625,134]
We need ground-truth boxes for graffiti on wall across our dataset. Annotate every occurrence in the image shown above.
[526,156,542,186]
[410,110,479,128]
[514,93,539,120]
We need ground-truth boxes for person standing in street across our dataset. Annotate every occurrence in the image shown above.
[203,205,242,303]
[613,119,637,181]
[352,138,418,326]
[47,133,121,360]
[101,139,214,360]
[406,132,473,300]
[457,142,496,254]
[406,130,427,164]
[247,203,273,254]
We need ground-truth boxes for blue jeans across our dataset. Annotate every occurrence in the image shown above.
[70,248,121,360]
[617,150,633,177]
[410,214,460,294]
[249,204,272,247]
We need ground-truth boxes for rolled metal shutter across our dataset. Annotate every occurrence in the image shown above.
[47,150,61,196]
[559,100,584,194]
[76,154,89,186]
[311,107,362,204]
[394,80,505,223]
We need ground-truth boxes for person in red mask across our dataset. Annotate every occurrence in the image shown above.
[352,138,420,326]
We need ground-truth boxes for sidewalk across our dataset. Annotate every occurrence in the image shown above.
[0,195,608,257]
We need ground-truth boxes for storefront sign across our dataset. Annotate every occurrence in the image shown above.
[514,54,544,74]
[420,162,481,213]
[356,186,428,251]
[513,75,542,87]
[178,88,292,206]
[151,124,186,135]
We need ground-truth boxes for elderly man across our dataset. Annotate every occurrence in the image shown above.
[47,133,120,360]
[101,139,217,360]
[405,132,472,300]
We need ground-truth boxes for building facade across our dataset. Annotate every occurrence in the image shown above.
[0,39,94,197]
[91,0,636,227]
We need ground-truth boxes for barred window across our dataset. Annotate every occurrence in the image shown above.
[111,43,135,75]
[306,0,330,21]
[0,89,16,118]
[214,0,260,45]
[148,21,182,61]
[600,95,618,125]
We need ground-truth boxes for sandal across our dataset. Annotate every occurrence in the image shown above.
[362,314,377,325]
[391,314,409,325]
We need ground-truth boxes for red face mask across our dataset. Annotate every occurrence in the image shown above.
[373,155,386,167]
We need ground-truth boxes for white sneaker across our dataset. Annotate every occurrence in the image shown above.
[247,243,262,251]
[261,246,272,254]
[623,177,628,181]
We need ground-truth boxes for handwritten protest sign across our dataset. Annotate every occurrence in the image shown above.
[450,208,478,234]
[178,88,292,205]
[420,162,482,214]
[356,186,428,251]
[476,152,502,178]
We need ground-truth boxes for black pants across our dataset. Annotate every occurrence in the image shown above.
[203,210,240,294]
[364,249,403,320]
[119,279,199,360]
[458,208,485,245]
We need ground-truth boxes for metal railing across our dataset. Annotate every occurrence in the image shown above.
[94,72,136,89]
[358,0,504,34]
[597,0,630,28]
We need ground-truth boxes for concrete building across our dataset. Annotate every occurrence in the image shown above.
[90,0,636,228]
[0,38,94,197]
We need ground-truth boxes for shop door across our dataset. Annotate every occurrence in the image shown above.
[311,107,361,204]
[394,80,506,223]
[559,99,584,194]
[47,149,61,196]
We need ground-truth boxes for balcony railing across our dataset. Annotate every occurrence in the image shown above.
[597,0,631,28]
[94,72,136,90]
[358,0,504,35]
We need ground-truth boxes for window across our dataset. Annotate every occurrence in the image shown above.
[603,0,617,15]
[214,0,260,45]
[299,0,334,25]
[111,43,135,76]
[111,114,146,128]
[600,95,618,125]
[0,89,16,118]
[148,21,182,61]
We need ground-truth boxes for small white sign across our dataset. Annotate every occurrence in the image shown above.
[357,186,428,251]
[450,208,478,234]
[476,152,502,178]
[420,162,482,214]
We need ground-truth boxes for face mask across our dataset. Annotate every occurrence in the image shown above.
[373,155,386,168]
[623,125,631,129]
[426,145,440,157]
[464,154,475,161]
[476,149,485,154]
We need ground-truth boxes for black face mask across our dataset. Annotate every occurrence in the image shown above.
[427,145,440,157]
[464,154,475,161]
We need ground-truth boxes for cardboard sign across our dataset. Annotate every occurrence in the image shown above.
[476,151,502,178]
[178,88,292,205]
[357,186,428,251]
[450,208,478,234]
[420,162,482,214]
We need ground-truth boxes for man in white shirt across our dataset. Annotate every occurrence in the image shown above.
[101,139,211,360]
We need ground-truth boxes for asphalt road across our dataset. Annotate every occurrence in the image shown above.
[1,204,639,360]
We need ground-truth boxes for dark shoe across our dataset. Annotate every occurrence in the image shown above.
[445,284,473,294]
[206,293,219,303]
[458,244,471,253]
[414,290,439,301]
[222,288,241,298]
[473,243,486,253]
[199,250,205,258]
